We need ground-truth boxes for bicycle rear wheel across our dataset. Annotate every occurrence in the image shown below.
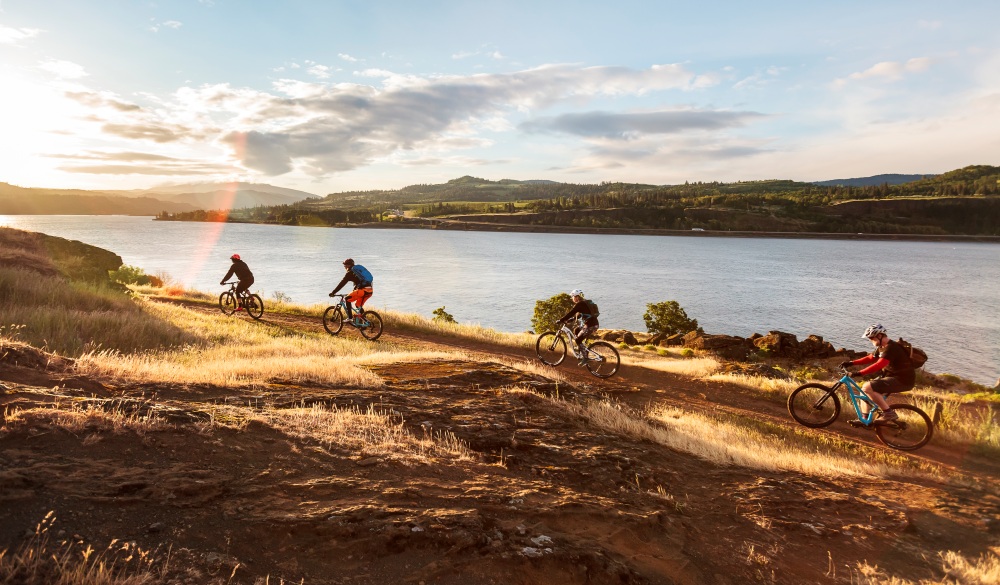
[787,383,840,428]
[535,332,567,366]
[246,294,264,320]
[585,341,620,378]
[219,292,237,315]
[323,306,344,335]
[875,404,933,451]
[358,311,383,341]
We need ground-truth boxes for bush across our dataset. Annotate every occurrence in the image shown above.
[532,293,574,333]
[432,306,456,323]
[643,301,702,336]
[109,264,162,287]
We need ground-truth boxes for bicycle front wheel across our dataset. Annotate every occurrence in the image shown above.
[323,306,344,335]
[787,383,841,428]
[246,294,264,320]
[535,332,567,366]
[219,292,237,315]
[358,311,383,341]
[875,404,933,451]
[585,341,620,378]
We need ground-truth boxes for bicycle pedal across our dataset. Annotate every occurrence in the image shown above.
[847,420,869,428]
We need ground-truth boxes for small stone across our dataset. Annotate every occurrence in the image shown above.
[357,457,381,467]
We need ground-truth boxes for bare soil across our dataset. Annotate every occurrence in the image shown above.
[1,300,998,584]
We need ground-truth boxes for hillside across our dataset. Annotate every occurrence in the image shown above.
[157,166,1000,237]
[813,174,935,187]
[0,181,314,215]
[1,230,999,585]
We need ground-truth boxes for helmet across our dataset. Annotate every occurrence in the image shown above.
[230,254,241,261]
[343,258,355,267]
[570,289,584,297]
[862,324,887,339]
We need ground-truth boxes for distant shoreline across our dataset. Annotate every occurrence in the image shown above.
[335,218,1000,243]
[154,215,1000,243]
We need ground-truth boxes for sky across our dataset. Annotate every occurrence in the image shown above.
[1,0,998,196]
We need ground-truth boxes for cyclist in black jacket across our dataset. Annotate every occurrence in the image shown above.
[220,254,254,308]
[556,289,600,362]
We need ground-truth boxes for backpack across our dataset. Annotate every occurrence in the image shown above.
[584,299,600,318]
[352,265,373,286]
[897,338,927,368]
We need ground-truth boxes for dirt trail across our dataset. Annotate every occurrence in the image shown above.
[1,299,998,585]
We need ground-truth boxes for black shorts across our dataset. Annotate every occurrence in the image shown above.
[870,376,914,395]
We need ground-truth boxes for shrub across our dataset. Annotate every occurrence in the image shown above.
[532,293,574,333]
[432,306,456,323]
[272,290,293,303]
[109,264,161,286]
[680,348,695,358]
[643,301,702,336]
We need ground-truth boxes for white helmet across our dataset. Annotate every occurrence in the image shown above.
[570,289,584,297]
[862,324,887,339]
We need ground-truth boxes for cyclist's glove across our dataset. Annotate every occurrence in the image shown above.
[328,292,335,297]
[219,281,225,286]
[838,360,853,369]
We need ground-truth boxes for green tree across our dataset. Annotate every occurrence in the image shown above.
[532,293,574,333]
[643,301,702,336]
[432,306,456,323]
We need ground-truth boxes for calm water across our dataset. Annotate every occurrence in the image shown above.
[3,215,998,385]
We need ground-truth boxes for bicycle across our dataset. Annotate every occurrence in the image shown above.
[219,281,264,320]
[323,294,383,341]
[787,367,933,451]
[535,317,620,379]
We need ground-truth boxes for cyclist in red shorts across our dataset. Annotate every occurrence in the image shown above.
[329,258,373,324]
[839,324,916,423]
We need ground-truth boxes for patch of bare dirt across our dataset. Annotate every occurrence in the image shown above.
[1,302,998,584]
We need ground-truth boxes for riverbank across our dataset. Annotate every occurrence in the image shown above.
[156,215,1000,242]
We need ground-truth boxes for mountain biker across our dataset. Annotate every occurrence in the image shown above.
[839,324,916,423]
[555,289,600,364]
[329,258,373,324]
[220,254,254,310]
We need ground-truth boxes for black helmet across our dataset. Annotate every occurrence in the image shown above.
[343,258,355,267]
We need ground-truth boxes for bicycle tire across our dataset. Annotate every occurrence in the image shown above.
[219,292,237,315]
[875,404,933,451]
[323,306,344,335]
[246,294,264,320]
[787,383,841,428]
[358,311,383,341]
[585,341,620,378]
[535,332,567,366]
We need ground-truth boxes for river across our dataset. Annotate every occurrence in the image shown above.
[2,215,998,385]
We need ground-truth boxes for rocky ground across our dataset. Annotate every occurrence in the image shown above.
[1,301,999,585]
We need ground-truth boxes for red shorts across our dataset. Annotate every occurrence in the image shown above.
[346,287,373,308]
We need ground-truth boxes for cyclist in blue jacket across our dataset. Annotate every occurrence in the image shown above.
[330,258,373,323]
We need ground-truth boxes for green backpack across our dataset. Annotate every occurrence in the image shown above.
[585,300,600,318]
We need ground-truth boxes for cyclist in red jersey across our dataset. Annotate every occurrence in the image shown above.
[839,324,916,423]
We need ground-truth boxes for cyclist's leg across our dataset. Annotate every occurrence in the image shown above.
[354,287,373,314]
[235,280,251,306]
[575,325,597,359]
[867,377,911,420]
[345,288,366,318]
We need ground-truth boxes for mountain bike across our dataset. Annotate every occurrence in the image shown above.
[219,281,264,320]
[787,367,933,450]
[535,317,620,379]
[323,294,383,341]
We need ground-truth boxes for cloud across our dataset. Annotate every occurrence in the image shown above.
[149,20,183,33]
[50,150,239,175]
[338,53,358,62]
[65,91,142,112]
[0,23,41,45]
[520,109,765,139]
[833,57,931,87]
[307,64,331,79]
[39,59,88,79]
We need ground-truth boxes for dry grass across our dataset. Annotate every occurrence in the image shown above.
[2,399,171,437]
[854,550,1000,584]
[514,388,937,479]
[261,403,475,464]
[705,372,799,398]
[627,353,721,377]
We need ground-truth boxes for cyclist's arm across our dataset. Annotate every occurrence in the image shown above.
[330,273,352,295]
[849,354,877,366]
[220,266,235,285]
[858,357,889,376]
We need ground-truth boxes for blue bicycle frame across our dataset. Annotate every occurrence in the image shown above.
[836,373,883,426]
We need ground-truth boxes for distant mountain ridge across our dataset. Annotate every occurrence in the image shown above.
[0,181,316,215]
[812,174,936,187]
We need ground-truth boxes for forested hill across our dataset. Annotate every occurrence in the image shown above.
[157,165,1000,236]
